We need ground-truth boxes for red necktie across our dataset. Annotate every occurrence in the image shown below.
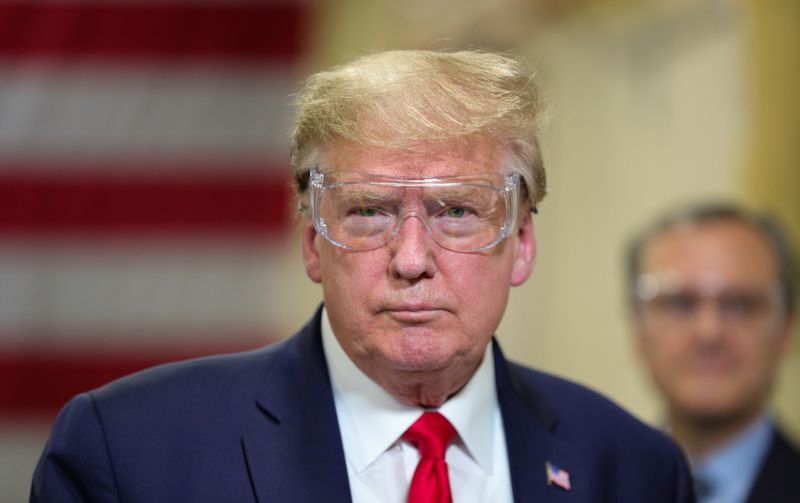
[402,412,457,503]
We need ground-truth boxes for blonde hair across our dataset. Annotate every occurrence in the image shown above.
[291,49,547,206]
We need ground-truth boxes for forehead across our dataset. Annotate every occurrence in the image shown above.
[641,220,778,288]
[322,136,508,179]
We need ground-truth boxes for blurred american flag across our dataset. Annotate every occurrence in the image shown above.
[0,0,313,494]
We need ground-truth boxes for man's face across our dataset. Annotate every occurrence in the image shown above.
[302,137,536,390]
[634,221,793,425]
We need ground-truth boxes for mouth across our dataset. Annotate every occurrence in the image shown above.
[688,356,735,377]
[382,305,447,323]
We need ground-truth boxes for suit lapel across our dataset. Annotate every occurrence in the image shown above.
[242,308,352,503]
[493,340,592,502]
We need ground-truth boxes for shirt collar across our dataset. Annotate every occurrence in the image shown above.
[321,307,498,474]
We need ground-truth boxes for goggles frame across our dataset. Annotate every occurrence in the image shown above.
[308,167,521,253]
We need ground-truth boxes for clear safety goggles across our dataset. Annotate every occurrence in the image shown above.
[308,167,521,253]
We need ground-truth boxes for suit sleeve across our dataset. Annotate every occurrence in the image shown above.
[30,393,121,503]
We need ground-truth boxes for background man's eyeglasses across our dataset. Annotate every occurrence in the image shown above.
[635,277,783,334]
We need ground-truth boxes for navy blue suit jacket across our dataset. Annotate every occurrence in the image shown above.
[32,308,694,502]
[747,427,800,503]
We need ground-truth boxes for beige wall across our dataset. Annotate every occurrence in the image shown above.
[293,0,799,439]
[740,0,800,441]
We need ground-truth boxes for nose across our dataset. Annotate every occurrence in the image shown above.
[692,301,726,346]
[388,214,438,280]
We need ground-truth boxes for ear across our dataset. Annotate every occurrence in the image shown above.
[302,215,323,283]
[510,210,536,286]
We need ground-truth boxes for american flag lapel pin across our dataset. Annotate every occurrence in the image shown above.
[546,461,571,491]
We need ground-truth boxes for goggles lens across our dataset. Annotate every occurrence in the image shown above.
[310,169,520,252]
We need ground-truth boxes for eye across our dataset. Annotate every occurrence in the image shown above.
[655,294,697,316]
[353,207,377,217]
[721,294,765,319]
[446,207,467,218]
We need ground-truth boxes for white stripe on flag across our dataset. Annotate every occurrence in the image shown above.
[0,237,306,342]
[0,63,298,167]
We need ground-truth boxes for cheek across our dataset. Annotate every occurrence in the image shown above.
[457,244,516,285]
[318,247,388,305]
[736,340,780,380]
[318,238,380,278]
[641,334,688,374]
[441,255,507,296]
[442,255,513,324]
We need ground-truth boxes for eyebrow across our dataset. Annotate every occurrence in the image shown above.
[332,185,402,205]
[428,185,494,202]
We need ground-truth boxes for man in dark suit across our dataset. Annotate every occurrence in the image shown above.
[32,49,694,502]
[628,203,800,503]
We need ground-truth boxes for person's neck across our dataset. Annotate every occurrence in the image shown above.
[358,358,481,408]
[669,407,765,460]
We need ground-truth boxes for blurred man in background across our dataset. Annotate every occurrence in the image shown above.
[628,203,800,503]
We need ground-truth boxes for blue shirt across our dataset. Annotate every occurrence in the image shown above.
[691,415,773,503]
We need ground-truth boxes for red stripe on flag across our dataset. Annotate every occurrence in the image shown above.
[0,340,274,417]
[0,2,308,61]
[0,170,294,235]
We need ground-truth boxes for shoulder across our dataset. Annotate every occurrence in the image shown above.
[31,313,324,501]
[500,360,694,502]
[30,345,288,501]
[766,427,800,465]
[45,307,324,446]
[90,339,288,411]
[507,360,687,463]
[509,362,661,432]
[748,426,800,502]
[84,307,327,423]
[44,338,296,459]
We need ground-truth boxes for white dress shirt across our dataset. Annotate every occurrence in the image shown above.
[320,308,514,503]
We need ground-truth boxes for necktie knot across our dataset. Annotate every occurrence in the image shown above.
[403,412,457,459]
[403,412,457,503]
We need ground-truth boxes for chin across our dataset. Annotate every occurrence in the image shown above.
[373,325,475,370]
[679,393,750,422]
[383,344,458,373]
[685,406,753,428]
